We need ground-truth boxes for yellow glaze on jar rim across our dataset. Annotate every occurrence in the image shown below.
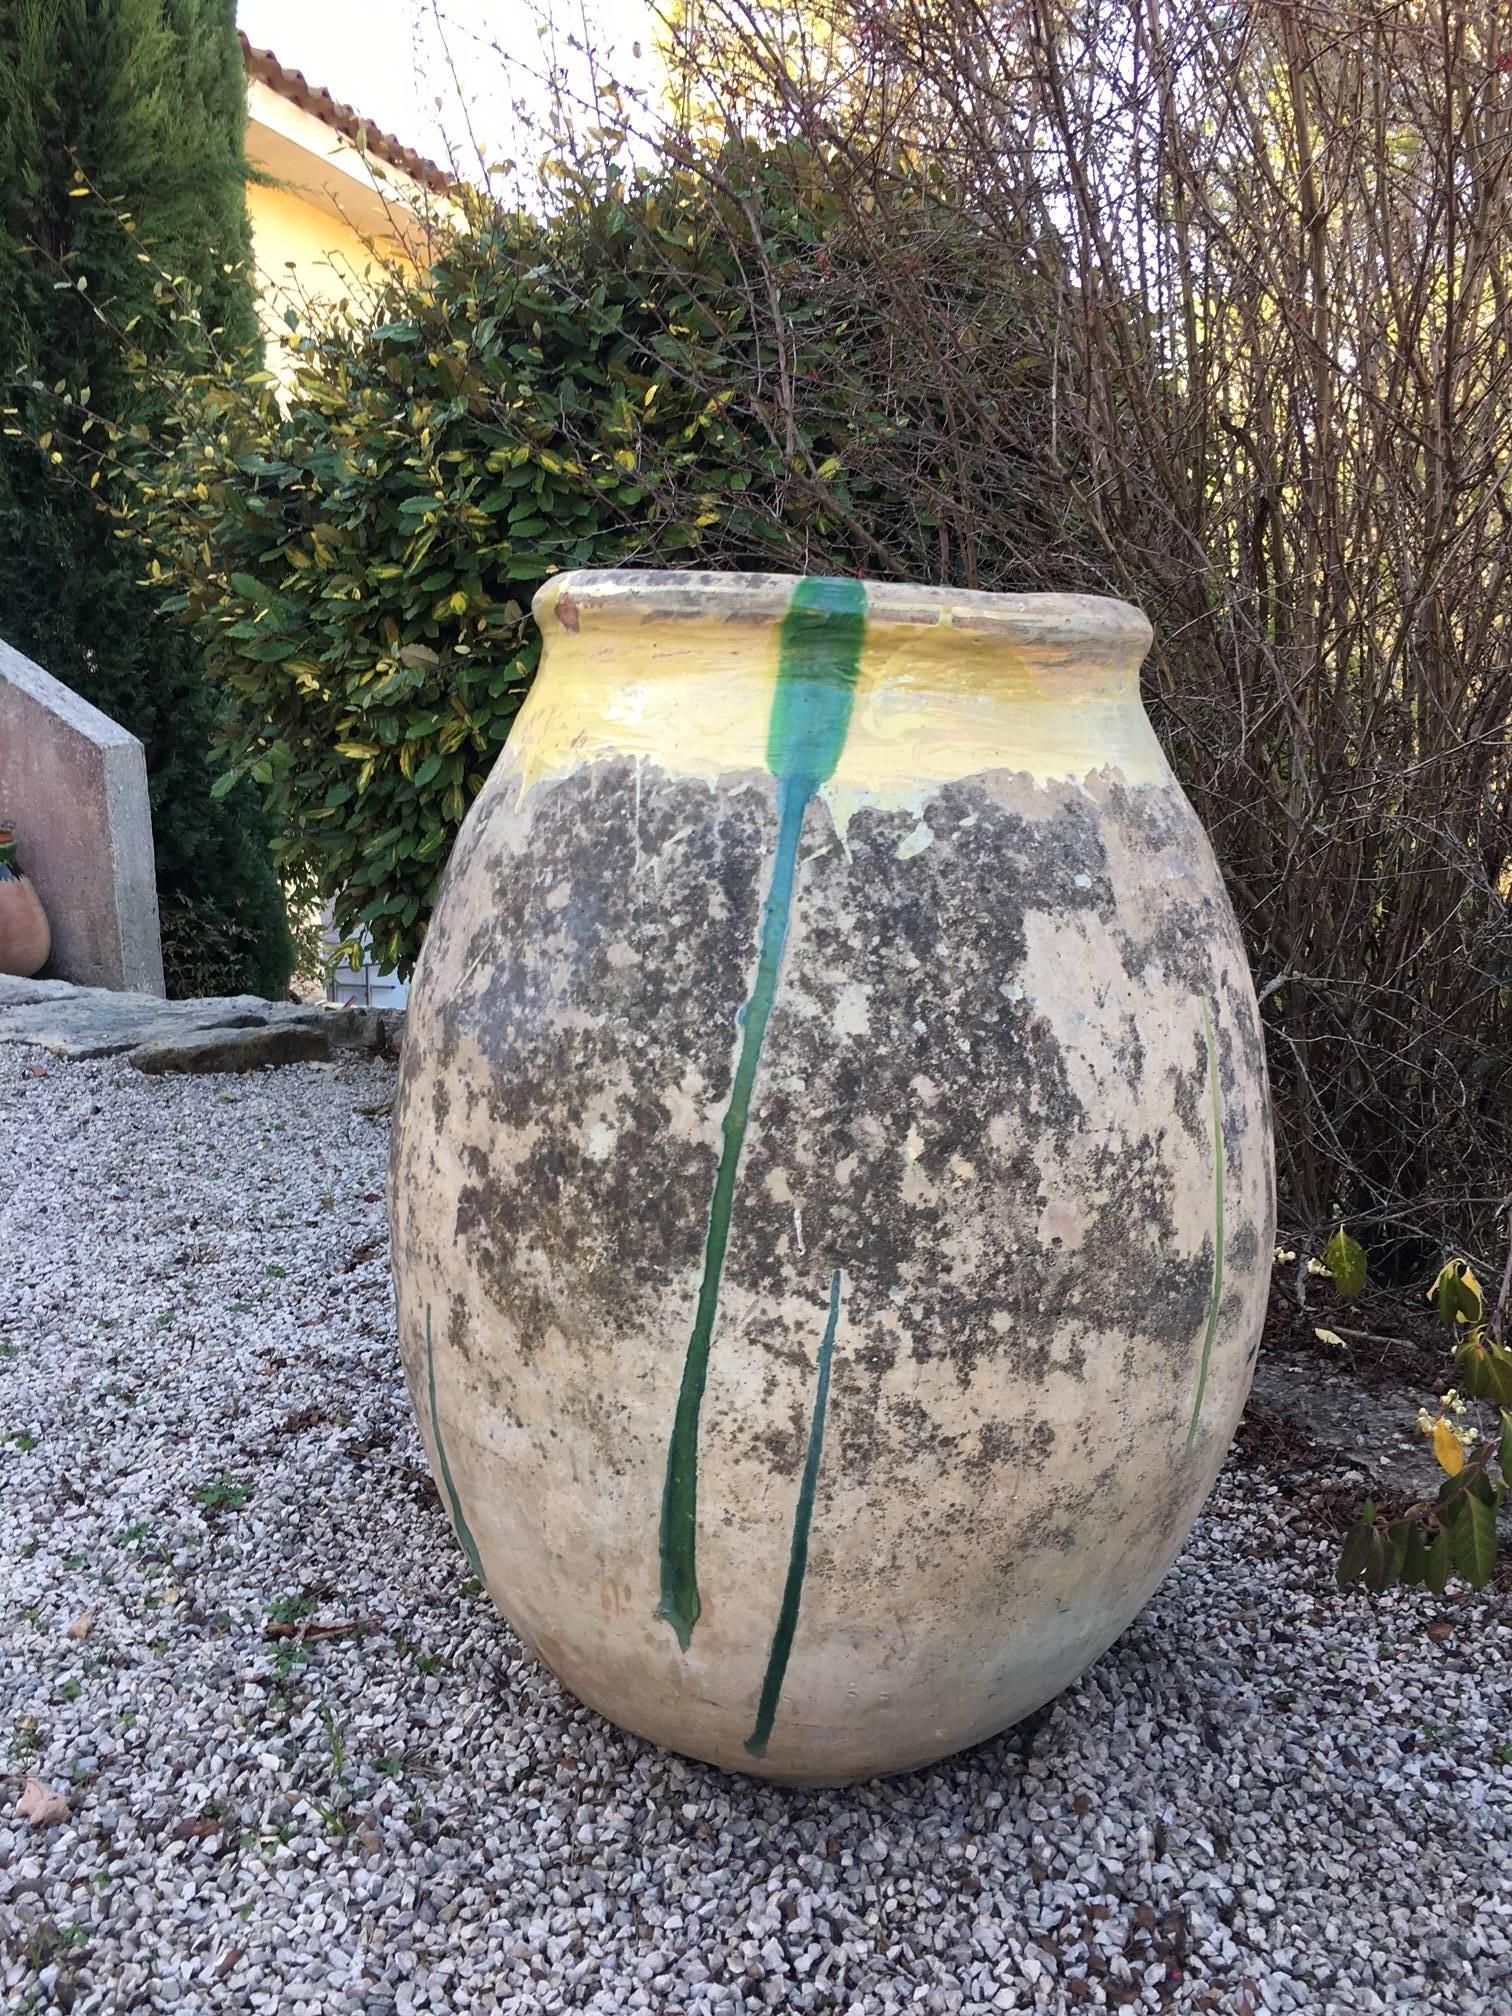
[510,572,1167,838]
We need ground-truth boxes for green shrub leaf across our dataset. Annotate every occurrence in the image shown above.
[1454,1491,1497,1589]
[1423,1524,1453,1594]
[1324,1226,1367,1299]
[1338,1514,1375,1588]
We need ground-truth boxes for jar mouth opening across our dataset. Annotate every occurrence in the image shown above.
[534,569,1150,658]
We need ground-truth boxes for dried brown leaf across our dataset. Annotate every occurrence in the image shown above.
[16,1776,70,1825]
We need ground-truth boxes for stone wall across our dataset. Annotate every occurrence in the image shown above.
[0,636,164,994]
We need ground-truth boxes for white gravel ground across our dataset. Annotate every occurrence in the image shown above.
[3,1053,1512,2016]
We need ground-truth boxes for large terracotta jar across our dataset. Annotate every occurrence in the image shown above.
[0,824,51,979]
[390,571,1273,1784]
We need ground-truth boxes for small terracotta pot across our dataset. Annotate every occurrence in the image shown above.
[0,826,51,978]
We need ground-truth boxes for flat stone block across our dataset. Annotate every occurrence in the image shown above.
[0,636,164,993]
[130,1023,332,1074]
[0,973,403,1069]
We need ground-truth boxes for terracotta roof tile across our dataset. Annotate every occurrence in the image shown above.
[239,31,455,199]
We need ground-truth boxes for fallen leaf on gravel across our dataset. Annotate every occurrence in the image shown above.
[64,1609,96,1640]
[276,1404,327,1435]
[263,1615,372,1642]
[16,1777,70,1825]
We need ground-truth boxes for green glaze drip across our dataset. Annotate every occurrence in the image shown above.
[657,577,867,1650]
[763,578,870,789]
[745,1268,843,1758]
[1185,1004,1226,1451]
[655,778,807,1648]
[425,1303,484,1579]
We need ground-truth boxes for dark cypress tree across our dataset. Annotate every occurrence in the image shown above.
[0,0,293,998]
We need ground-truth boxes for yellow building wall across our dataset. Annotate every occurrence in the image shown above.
[247,178,414,366]
[242,76,450,384]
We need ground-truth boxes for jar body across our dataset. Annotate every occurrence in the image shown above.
[0,853,50,979]
[390,572,1273,1783]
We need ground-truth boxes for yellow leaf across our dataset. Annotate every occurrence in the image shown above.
[1314,1327,1344,1349]
[1432,1417,1465,1476]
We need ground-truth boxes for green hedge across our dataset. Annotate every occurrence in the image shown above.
[130,160,1073,975]
[0,0,294,999]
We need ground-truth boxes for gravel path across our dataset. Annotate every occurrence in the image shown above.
[3,1054,1512,2015]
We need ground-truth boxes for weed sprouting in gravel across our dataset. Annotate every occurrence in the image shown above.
[270,1640,309,1684]
[266,1592,318,1627]
[191,1475,252,1513]
[319,1699,347,1775]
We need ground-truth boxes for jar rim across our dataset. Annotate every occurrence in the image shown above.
[533,569,1151,657]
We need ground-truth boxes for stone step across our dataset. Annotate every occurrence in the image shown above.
[0,973,402,1072]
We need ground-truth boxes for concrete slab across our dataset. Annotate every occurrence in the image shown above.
[0,637,164,993]
[0,973,401,1070]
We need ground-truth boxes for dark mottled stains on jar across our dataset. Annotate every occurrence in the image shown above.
[396,752,1262,1480]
